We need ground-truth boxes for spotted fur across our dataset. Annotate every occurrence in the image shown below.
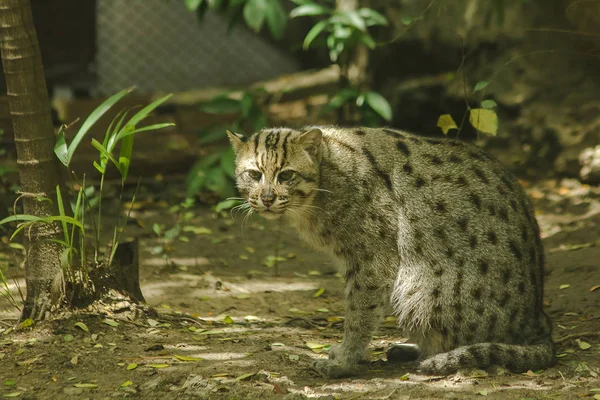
[227,126,555,378]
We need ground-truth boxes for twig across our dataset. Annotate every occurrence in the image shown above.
[554,331,600,344]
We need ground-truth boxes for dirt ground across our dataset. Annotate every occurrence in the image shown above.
[0,178,599,400]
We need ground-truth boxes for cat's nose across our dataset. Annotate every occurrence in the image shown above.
[261,193,276,208]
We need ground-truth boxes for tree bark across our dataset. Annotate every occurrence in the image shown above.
[0,0,64,320]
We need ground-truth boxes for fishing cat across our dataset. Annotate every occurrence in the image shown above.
[227,126,554,378]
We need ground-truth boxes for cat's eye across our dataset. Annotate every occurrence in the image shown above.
[278,170,295,182]
[248,170,262,181]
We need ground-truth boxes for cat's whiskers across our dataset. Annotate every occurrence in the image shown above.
[230,202,251,219]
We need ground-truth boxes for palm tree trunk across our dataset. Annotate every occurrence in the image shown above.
[0,0,64,320]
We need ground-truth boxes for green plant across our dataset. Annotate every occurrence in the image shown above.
[291,1,392,125]
[323,87,392,126]
[0,88,174,306]
[290,1,387,63]
[184,0,288,39]
[436,80,499,137]
[186,88,268,205]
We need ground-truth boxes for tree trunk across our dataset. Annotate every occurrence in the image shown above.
[0,0,64,320]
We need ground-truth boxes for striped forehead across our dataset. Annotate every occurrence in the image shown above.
[251,129,295,171]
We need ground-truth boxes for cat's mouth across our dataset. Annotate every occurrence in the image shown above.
[258,208,285,219]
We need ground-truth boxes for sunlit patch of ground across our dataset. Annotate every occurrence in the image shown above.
[0,179,598,399]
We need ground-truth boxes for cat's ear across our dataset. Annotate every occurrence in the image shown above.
[226,130,245,154]
[296,128,322,156]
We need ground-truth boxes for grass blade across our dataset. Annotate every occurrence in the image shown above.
[115,94,173,141]
[116,123,174,141]
[55,185,69,243]
[65,87,133,166]
[119,134,134,183]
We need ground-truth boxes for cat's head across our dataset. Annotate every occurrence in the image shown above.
[227,127,322,219]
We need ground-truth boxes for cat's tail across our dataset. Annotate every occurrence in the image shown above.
[418,341,556,375]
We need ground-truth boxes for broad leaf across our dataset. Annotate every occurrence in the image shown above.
[436,114,458,134]
[481,99,497,109]
[473,80,489,93]
[290,3,329,18]
[357,8,388,26]
[54,125,68,166]
[243,0,267,32]
[469,108,498,135]
[303,20,329,50]
[342,10,366,31]
[185,0,203,11]
[265,0,287,39]
[364,91,392,121]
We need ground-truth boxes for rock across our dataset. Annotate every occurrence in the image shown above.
[579,145,600,183]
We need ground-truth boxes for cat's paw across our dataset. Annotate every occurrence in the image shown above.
[328,344,368,362]
[311,359,355,379]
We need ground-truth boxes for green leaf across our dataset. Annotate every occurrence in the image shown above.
[118,134,134,182]
[290,3,329,18]
[102,319,119,327]
[91,138,120,171]
[73,383,98,388]
[126,363,138,370]
[357,8,387,26]
[559,284,570,290]
[236,372,255,381]
[265,0,287,39]
[185,0,203,11]
[481,99,497,109]
[469,108,498,135]
[473,80,489,93]
[342,10,366,31]
[3,392,23,398]
[115,123,174,141]
[303,20,329,50]
[223,315,234,324]
[199,97,241,114]
[220,147,236,179]
[357,32,377,49]
[313,287,325,298]
[65,88,133,167]
[243,0,267,32]
[148,363,169,369]
[55,185,69,243]
[401,16,412,25]
[364,91,392,121]
[436,114,458,134]
[45,215,84,230]
[326,88,358,110]
[74,322,89,332]
[576,339,591,350]
[54,125,68,166]
[0,214,43,227]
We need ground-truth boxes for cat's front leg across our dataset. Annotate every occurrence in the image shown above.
[312,271,384,378]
